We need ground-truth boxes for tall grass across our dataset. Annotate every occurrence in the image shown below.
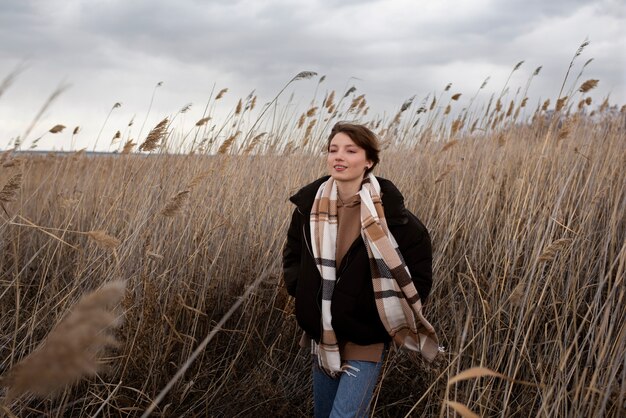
[0,60,625,416]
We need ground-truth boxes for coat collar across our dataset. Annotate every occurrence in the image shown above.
[289,175,408,224]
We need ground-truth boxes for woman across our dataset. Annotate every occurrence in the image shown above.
[283,122,439,417]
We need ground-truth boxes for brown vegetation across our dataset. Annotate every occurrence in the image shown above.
[0,55,625,416]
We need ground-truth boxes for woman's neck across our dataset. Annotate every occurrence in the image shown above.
[336,177,364,202]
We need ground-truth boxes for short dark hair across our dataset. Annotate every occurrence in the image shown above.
[327,122,380,175]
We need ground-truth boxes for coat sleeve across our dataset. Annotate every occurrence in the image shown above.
[398,210,433,303]
[282,208,302,297]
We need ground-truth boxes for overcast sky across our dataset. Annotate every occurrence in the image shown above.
[1,0,624,151]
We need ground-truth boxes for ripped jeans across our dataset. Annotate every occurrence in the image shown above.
[312,350,386,418]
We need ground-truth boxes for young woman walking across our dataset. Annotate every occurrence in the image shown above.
[283,122,439,417]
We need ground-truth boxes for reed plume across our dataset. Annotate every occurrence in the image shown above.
[297,114,306,129]
[139,118,168,152]
[87,230,121,250]
[291,71,317,82]
[324,90,335,109]
[121,140,136,154]
[218,131,240,154]
[578,79,599,93]
[0,173,22,203]
[215,88,228,100]
[49,124,65,133]
[1,281,125,402]
[306,106,318,117]
[161,190,190,217]
[186,170,212,190]
[538,238,572,262]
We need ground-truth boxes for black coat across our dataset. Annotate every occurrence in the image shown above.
[282,176,433,345]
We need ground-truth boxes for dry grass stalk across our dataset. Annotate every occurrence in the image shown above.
[444,105,451,115]
[49,124,65,134]
[497,132,506,146]
[444,400,479,418]
[506,100,514,117]
[72,148,86,159]
[441,140,459,153]
[72,126,80,135]
[400,96,415,112]
[510,282,525,306]
[121,140,136,154]
[0,173,22,202]
[58,195,80,210]
[292,71,317,81]
[600,98,610,113]
[139,118,168,152]
[0,149,11,163]
[195,117,211,127]
[538,238,572,262]
[2,157,23,168]
[146,251,164,261]
[244,132,267,155]
[556,97,568,112]
[218,131,240,154]
[541,99,550,112]
[235,99,243,115]
[87,230,121,250]
[451,93,462,101]
[304,119,317,140]
[557,124,570,141]
[186,170,212,190]
[435,164,454,183]
[215,88,228,100]
[1,281,125,401]
[297,114,306,129]
[357,98,367,114]
[324,90,335,109]
[306,106,318,117]
[450,119,463,137]
[161,190,190,217]
[495,99,502,112]
[578,79,599,93]
[349,94,365,111]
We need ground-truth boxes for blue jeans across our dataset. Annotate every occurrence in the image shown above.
[312,350,386,418]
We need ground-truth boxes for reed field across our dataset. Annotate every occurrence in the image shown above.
[0,55,625,416]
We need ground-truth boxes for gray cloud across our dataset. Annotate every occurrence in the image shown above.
[0,0,624,150]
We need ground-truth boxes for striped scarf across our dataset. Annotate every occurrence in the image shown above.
[310,174,440,375]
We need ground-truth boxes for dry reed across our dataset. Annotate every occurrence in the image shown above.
[0,62,624,417]
[1,281,125,402]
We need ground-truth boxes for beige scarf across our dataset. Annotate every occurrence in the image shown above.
[310,174,440,376]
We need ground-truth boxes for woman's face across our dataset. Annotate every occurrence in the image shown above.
[326,132,372,185]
